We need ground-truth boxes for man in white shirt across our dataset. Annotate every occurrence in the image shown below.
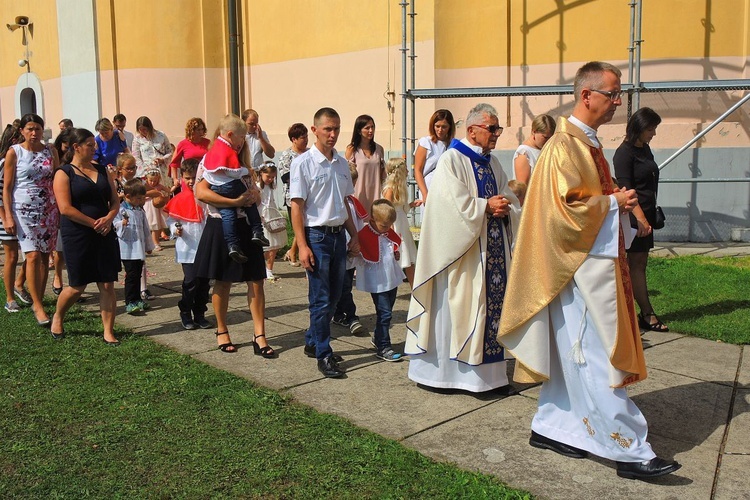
[242,109,275,170]
[290,107,360,378]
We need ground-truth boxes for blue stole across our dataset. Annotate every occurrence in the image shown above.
[448,139,506,364]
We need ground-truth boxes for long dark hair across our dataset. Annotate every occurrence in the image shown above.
[19,113,45,130]
[0,124,23,158]
[625,107,662,144]
[428,109,456,145]
[349,114,377,155]
[53,128,74,159]
[62,128,95,164]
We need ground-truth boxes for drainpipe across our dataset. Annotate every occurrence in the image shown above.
[228,0,240,115]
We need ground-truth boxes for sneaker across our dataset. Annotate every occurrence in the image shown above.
[126,302,142,315]
[137,300,151,311]
[180,312,197,330]
[4,301,20,313]
[376,347,403,362]
[228,244,248,263]
[349,319,367,335]
[331,315,350,327]
[140,289,155,301]
[252,233,270,247]
[193,317,213,329]
[14,288,32,305]
[370,336,377,349]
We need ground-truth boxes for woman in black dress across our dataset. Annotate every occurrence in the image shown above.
[614,107,668,332]
[193,134,275,357]
[51,128,122,344]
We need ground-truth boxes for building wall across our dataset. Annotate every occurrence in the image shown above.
[0,0,747,240]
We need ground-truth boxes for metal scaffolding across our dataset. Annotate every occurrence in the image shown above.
[400,0,750,183]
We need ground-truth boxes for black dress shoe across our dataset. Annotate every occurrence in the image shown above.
[616,457,681,480]
[317,356,345,378]
[529,431,588,459]
[304,344,343,363]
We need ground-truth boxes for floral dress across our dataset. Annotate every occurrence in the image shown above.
[10,144,59,253]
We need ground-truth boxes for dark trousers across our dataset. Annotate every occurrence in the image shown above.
[178,263,210,320]
[210,179,263,245]
[122,259,144,304]
[371,287,398,351]
[333,268,358,322]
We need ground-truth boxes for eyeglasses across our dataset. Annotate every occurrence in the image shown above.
[590,89,623,102]
[472,124,504,135]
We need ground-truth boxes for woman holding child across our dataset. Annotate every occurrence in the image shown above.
[193,114,276,358]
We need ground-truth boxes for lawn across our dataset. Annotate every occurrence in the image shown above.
[646,255,750,344]
[0,288,529,499]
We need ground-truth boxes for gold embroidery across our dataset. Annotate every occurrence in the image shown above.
[610,432,634,449]
[582,417,595,436]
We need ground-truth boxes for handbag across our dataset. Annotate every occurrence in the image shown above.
[262,205,287,233]
[653,205,666,230]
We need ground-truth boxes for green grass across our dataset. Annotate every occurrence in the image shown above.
[646,255,750,344]
[0,289,529,499]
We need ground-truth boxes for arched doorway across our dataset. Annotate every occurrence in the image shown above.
[20,88,37,115]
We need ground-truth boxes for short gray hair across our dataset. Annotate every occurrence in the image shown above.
[573,61,622,102]
[465,103,498,128]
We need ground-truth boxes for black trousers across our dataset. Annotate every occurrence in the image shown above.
[122,259,144,304]
[178,263,211,319]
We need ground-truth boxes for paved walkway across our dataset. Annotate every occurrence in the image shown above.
[105,242,748,499]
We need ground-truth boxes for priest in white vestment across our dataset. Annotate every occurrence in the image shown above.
[498,62,681,480]
[405,103,519,393]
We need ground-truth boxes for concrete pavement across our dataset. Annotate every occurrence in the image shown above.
[100,241,749,499]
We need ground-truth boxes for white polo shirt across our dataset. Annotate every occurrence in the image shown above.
[290,144,353,228]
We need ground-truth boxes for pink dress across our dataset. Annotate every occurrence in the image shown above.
[351,145,385,215]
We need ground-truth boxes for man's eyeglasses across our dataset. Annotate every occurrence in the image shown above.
[590,89,623,102]
[472,124,504,135]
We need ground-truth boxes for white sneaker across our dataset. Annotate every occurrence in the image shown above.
[349,319,367,335]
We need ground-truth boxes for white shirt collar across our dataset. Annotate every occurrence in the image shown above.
[460,137,485,155]
[568,115,600,148]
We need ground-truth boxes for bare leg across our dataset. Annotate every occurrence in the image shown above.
[51,284,85,333]
[15,260,27,291]
[151,230,161,248]
[52,251,64,289]
[2,241,19,304]
[25,251,50,321]
[265,249,278,273]
[290,236,298,261]
[212,280,236,351]
[247,280,272,351]
[97,281,118,342]
[627,251,652,315]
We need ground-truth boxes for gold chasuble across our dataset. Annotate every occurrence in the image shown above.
[497,117,646,388]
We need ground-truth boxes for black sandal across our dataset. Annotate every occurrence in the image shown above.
[638,313,669,332]
[215,331,237,353]
[252,334,276,358]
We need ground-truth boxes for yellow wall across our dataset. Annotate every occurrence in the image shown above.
[0,0,60,85]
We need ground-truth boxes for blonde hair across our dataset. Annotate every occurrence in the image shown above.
[218,114,247,136]
[382,158,408,205]
[371,199,397,225]
[349,162,358,184]
[116,153,135,170]
[508,180,527,200]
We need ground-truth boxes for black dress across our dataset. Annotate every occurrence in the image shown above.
[613,141,659,253]
[194,216,265,283]
[59,164,121,286]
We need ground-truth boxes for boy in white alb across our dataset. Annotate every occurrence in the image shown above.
[355,199,405,362]
[113,179,155,314]
[164,158,212,331]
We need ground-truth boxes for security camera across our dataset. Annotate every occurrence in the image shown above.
[15,16,29,26]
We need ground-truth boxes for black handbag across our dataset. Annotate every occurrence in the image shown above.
[653,205,666,230]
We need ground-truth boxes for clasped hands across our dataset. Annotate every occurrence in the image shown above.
[486,195,511,218]
[612,187,638,214]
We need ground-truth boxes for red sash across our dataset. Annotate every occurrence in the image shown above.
[347,195,369,221]
[164,180,203,222]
